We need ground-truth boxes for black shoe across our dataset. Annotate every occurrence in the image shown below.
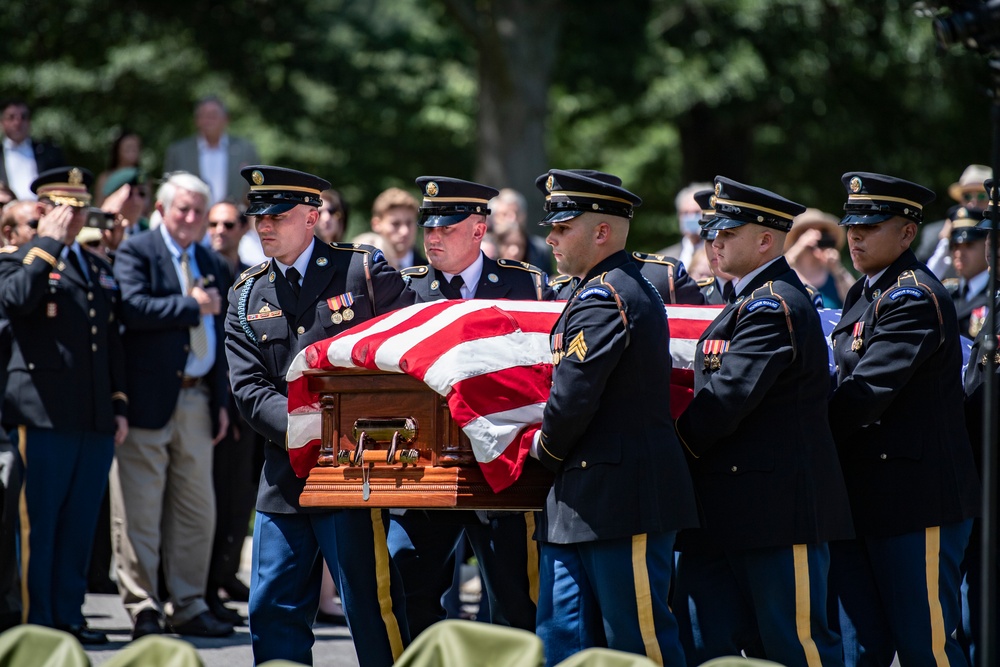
[220,577,250,602]
[207,597,245,626]
[58,623,109,645]
[87,577,119,595]
[132,609,163,640]
[167,611,234,638]
[316,609,348,626]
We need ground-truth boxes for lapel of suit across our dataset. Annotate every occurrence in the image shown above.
[293,242,337,319]
[152,230,184,295]
[474,257,511,299]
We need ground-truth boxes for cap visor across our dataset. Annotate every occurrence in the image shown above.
[977,215,1000,229]
[419,213,473,228]
[246,202,297,216]
[839,213,895,226]
[538,209,584,226]
[709,216,749,231]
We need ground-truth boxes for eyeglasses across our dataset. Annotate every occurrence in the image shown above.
[207,220,238,230]
[83,240,101,249]
[962,191,989,203]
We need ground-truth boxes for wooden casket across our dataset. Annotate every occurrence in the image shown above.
[299,368,553,510]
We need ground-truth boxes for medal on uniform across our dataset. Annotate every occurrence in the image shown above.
[702,339,728,371]
[851,322,864,352]
[970,306,988,339]
[552,332,563,366]
[331,311,344,324]
[328,292,356,323]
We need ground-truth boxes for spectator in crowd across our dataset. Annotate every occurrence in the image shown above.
[316,189,348,244]
[783,208,854,308]
[0,183,15,207]
[658,181,712,278]
[163,96,260,206]
[923,164,992,280]
[204,199,258,622]
[0,167,127,645]
[1,201,37,248]
[370,186,423,269]
[0,101,66,201]
[111,172,234,640]
[489,187,553,272]
[94,130,144,207]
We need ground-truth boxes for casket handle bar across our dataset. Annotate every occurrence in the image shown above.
[331,418,419,467]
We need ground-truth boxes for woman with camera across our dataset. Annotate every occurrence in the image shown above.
[784,208,856,308]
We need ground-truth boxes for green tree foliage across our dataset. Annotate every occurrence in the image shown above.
[0,0,989,248]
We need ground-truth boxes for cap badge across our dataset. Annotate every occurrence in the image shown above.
[316,256,328,266]
[252,170,264,186]
[849,176,862,193]
[546,175,554,192]
[69,168,83,185]
[714,182,722,196]
[709,195,717,208]
[488,273,498,283]
[426,181,439,197]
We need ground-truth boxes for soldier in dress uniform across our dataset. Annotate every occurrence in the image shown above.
[828,172,980,666]
[0,167,127,645]
[943,204,991,339]
[545,172,705,305]
[390,176,545,636]
[671,177,853,666]
[692,189,735,305]
[530,168,698,666]
[224,166,415,667]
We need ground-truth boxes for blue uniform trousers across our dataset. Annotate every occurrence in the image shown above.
[829,520,972,667]
[536,531,684,667]
[387,509,538,635]
[249,508,409,667]
[674,542,842,667]
[19,427,114,627]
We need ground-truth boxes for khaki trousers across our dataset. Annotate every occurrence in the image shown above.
[110,385,216,625]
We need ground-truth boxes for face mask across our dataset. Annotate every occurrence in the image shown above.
[679,212,702,235]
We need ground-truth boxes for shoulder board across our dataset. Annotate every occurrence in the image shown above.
[631,251,676,267]
[696,277,715,288]
[332,241,385,263]
[233,261,269,290]
[803,284,824,308]
[0,245,18,254]
[497,258,542,274]
[548,274,573,287]
[401,265,429,277]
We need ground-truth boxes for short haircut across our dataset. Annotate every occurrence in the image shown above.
[195,95,228,117]
[493,188,527,212]
[210,199,247,225]
[675,182,713,212]
[371,187,418,218]
[0,99,28,115]
[157,171,211,211]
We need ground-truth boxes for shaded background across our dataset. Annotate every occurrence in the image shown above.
[0,0,989,249]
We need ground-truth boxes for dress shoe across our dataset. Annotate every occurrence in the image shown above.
[132,609,163,640]
[207,597,245,626]
[220,577,250,602]
[167,610,234,638]
[316,609,348,626]
[87,577,119,595]
[58,623,109,645]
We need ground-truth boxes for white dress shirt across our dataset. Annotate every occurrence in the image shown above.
[3,137,38,200]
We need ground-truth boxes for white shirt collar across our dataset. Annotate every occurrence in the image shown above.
[196,134,229,152]
[866,267,890,290]
[733,256,782,298]
[441,252,485,299]
[159,223,196,261]
[968,269,990,297]
[2,136,31,152]
[275,238,316,281]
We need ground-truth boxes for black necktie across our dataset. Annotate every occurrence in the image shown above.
[722,281,734,303]
[443,274,465,300]
[66,249,88,283]
[960,282,970,302]
[285,267,301,297]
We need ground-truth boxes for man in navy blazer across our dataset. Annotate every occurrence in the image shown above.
[111,172,234,640]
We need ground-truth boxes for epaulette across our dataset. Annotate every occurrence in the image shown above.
[233,261,269,290]
[696,277,715,288]
[548,274,573,288]
[575,272,615,301]
[0,245,17,254]
[875,270,942,330]
[333,241,386,264]
[631,251,676,267]
[401,265,428,277]
[497,258,543,274]
[803,284,824,309]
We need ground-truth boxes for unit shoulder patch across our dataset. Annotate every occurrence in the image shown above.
[887,286,926,301]
[577,286,612,301]
[234,261,269,290]
[744,297,782,313]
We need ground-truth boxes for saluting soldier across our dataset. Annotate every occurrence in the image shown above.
[0,167,127,644]
[673,177,853,666]
[391,177,545,636]
[530,169,698,666]
[224,166,415,667]
[546,172,705,306]
[828,172,980,665]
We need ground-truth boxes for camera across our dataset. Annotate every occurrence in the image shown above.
[85,208,116,231]
[816,233,837,250]
[922,0,1000,51]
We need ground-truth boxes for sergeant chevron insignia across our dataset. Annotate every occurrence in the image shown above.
[567,331,588,362]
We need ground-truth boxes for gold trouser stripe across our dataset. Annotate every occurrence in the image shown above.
[16,426,28,624]
[631,534,663,665]
[925,527,949,666]
[370,509,405,660]
[792,544,822,667]
[524,512,539,605]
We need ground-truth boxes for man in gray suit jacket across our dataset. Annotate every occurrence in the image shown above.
[163,96,259,206]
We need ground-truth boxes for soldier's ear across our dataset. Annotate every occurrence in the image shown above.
[304,207,319,230]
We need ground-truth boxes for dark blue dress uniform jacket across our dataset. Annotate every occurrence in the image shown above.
[829,249,980,538]
[675,258,854,551]
[964,291,1000,475]
[113,230,231,430]
[224,241,415,514]
[0,237,126,433]
[535,250,699,544]
[550,252,704,305]
[401,255,547,302]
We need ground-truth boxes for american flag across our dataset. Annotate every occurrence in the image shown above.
[285,300,721,492]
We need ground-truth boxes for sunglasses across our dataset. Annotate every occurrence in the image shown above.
[207,220,238,230]
[83,240,102,249]
[962,191,989,203]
